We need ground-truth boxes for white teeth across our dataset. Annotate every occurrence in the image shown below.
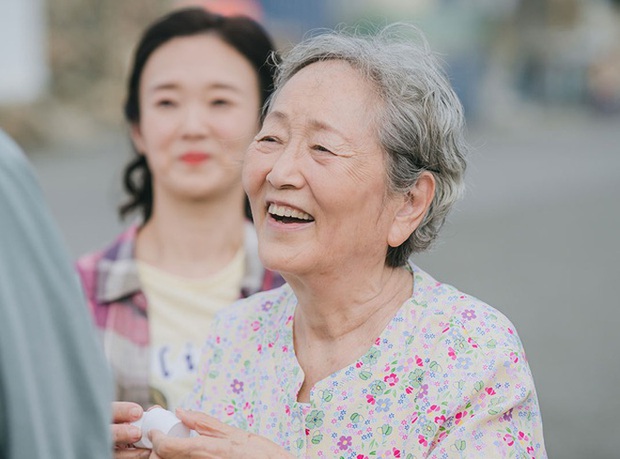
[268,203,313,221]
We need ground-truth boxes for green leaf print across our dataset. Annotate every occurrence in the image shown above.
[311,432,323,445]
[350,412,363,423]
[380,424,393,436]
[487,339,497,349]
[474,381,484,392]
[320,389,333,402]
[454,440,467,451]
[429,361,442,373]
[359,370,373,381]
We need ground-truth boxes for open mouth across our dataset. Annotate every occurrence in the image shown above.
[268,203,314,224]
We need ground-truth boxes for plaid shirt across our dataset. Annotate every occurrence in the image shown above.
[76,223,284,408]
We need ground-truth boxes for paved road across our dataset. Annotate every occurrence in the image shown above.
[29,111,620,458]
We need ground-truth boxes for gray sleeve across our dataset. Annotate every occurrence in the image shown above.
[0,130,113,459]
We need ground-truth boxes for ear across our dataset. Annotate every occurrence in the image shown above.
[387,171,435,248]
[129,123,146,155]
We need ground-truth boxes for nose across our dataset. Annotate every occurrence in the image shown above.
[265,140,305,190]
[181,104,210,139]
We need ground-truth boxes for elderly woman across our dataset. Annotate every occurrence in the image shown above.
[114,24,547,458]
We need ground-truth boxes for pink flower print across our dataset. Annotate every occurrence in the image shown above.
[461,309,476,320]
[485,387,496,395]
[508,327,514,335]
[215,336,221,344]
[225,405,235,416]
[337,435,352,451]
[448,347,457,360]
[247,414,254,426]
[305,428,310,436]
[405,386,414,394]
[357,455,369,459]
[230,379,244,394]
[250,320,261,331]
[503,433,515,446]
[257,344,262,353]
[518,431,529,442]
[418,384,429,398]
[437,430,448,443]
[434,415,447,424]
[454,410,468,425]
[418,434,428,447]
[356,361,363,368]
[243,402,251,411]
[410,412,419,424]
[427,404,440,414]
[285,405,291,415]
[467,337,479,348]
[366,394,376,405]
[527,446,535,456]
[415,355,424,367]
[384,373,399,386]
[375,337,381,345]
[392,447,401,458]
[282,345,288,352]
[510,352,519,363]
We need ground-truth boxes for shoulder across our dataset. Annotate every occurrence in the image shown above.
[76,225,138,271]
[410,263,525,358]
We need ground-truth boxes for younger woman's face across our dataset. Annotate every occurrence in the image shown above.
[131,33,261,204]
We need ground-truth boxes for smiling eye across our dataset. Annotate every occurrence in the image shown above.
[312,144,332,154]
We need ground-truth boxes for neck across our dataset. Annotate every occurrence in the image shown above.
[290,263,412,342]
[290,263,413,402]
[136,189,246,278]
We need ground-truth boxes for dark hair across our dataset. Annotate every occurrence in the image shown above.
[119,7,276,222]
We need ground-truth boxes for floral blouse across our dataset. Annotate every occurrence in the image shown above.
[191,263,547,458]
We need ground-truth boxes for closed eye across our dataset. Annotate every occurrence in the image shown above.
[156,99,176,108]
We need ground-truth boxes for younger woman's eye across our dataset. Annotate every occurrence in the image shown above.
[156,99,176,108]
[211,99,231,106]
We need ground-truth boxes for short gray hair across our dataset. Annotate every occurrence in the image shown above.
[267,24,468,266]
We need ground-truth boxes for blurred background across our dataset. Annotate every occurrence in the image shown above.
[1,0,619,457]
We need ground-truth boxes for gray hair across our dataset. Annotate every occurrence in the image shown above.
[267,24,468,266]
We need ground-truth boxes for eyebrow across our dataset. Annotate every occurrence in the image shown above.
[147,82,242,94]
[267,110,350,141]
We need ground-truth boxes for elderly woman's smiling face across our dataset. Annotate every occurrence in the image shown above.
[243,60,414,278]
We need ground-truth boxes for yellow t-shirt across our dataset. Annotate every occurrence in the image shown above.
[137,249,244,410]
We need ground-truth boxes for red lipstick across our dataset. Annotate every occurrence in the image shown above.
[180,152,210,164]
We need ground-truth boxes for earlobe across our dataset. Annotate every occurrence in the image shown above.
[387,172,436,248]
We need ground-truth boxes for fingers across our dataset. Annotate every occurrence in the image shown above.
[113,401,144,423]
[175,409,229,438]
[112,401,144,446]
[113,422,142,446]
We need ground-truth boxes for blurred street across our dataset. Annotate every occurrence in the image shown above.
[28,110,620,458]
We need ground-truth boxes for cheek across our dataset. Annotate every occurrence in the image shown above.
[241,150,265,196]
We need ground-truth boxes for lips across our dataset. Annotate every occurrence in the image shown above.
[180,152,210,164]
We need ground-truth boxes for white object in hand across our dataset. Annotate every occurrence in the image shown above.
[131,407,192,449]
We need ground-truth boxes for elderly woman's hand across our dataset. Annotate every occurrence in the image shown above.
[149,408,294,459]
[112,401,150,458]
